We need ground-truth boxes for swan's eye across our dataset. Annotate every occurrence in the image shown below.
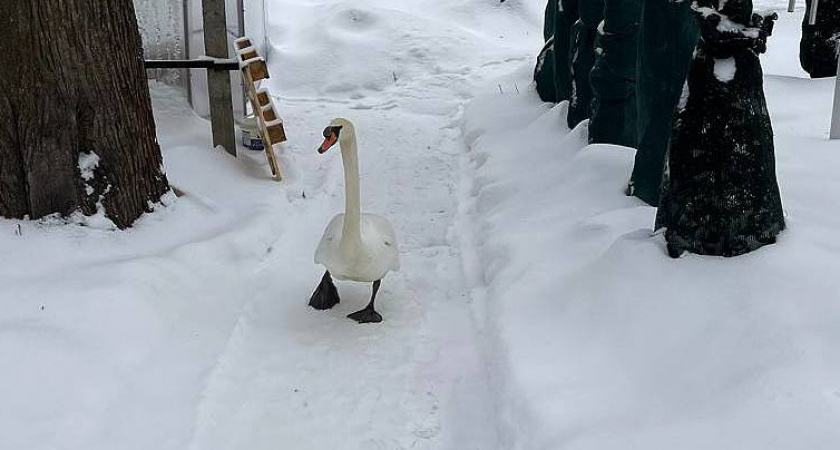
[322,127,332,138]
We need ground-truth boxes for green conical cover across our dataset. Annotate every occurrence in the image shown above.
[543,0,557,41]
[534,37,559,102]
[535,0,576,103]
[628,0,699,206]
[567,0,603,128]
[589,0,642,147]
[553,0,577,101]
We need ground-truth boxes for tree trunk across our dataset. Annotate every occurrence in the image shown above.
[0,0,170,229]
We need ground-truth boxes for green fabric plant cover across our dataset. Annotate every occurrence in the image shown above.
[800,0,840,78]
[553,0,577,101]
[535,0,576,103]
[588,0,642,147]
[567,0,603,129]
[535,0,559,102]
[628,0,699,206]
[544,0,557,41]
[656,1,785,258]
[534,37,559,102]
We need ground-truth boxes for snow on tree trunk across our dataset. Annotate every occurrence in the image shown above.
[567,0,603,129]
[588,0,642,147]
[800,0,840,78]
[0,0,170,229]
[657,1,785,258]
[629,0,699,206]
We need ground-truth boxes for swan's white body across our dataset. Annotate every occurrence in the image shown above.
[315,119,399,282]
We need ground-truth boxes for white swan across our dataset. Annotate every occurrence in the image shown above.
[309,118,400,323]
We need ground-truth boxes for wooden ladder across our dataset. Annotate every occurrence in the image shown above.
[234,37,287,180]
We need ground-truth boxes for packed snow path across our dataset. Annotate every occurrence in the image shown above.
[174,3,541,448]
[0,2,540,449]
[174,2,537,449]
[184,88,498,449]
[4,2,837,450]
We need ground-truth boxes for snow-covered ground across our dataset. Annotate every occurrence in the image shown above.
[2,1,838,449]
[461,4,840,450]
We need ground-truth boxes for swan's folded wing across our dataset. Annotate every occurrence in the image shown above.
[363,214,400,272]
[314,214,345,265]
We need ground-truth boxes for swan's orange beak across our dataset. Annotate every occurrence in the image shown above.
[319,134,338,154]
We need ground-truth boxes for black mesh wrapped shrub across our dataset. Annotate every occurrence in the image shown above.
[628,0,699,206]
[589,0,642,147]
[656,0,785,258]
[800,0,840,78]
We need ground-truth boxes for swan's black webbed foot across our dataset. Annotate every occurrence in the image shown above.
[309,271,340,310]
[348,279,383,323]
[347,307,383,324]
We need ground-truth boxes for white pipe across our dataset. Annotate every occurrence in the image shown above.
[830,58,840,139]
[809,0,819,25]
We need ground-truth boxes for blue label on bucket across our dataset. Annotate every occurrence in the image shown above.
[242,132,264,150]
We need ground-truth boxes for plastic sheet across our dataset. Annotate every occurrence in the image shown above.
[134,0,267,118]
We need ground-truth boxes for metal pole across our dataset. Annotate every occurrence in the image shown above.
[808,0,819,25]
[830,57,840,139]
[145,59,240,69]
[788,0,796,12]
[202,0,237,156]
[183,0,192,106]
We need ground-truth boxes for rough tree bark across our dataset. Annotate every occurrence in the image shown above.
[657,1,785,257]
[0,0,170,229]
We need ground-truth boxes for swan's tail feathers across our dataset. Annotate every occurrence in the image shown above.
[309,271,340,310]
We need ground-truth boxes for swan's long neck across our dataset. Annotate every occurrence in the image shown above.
[339,128,362,245]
